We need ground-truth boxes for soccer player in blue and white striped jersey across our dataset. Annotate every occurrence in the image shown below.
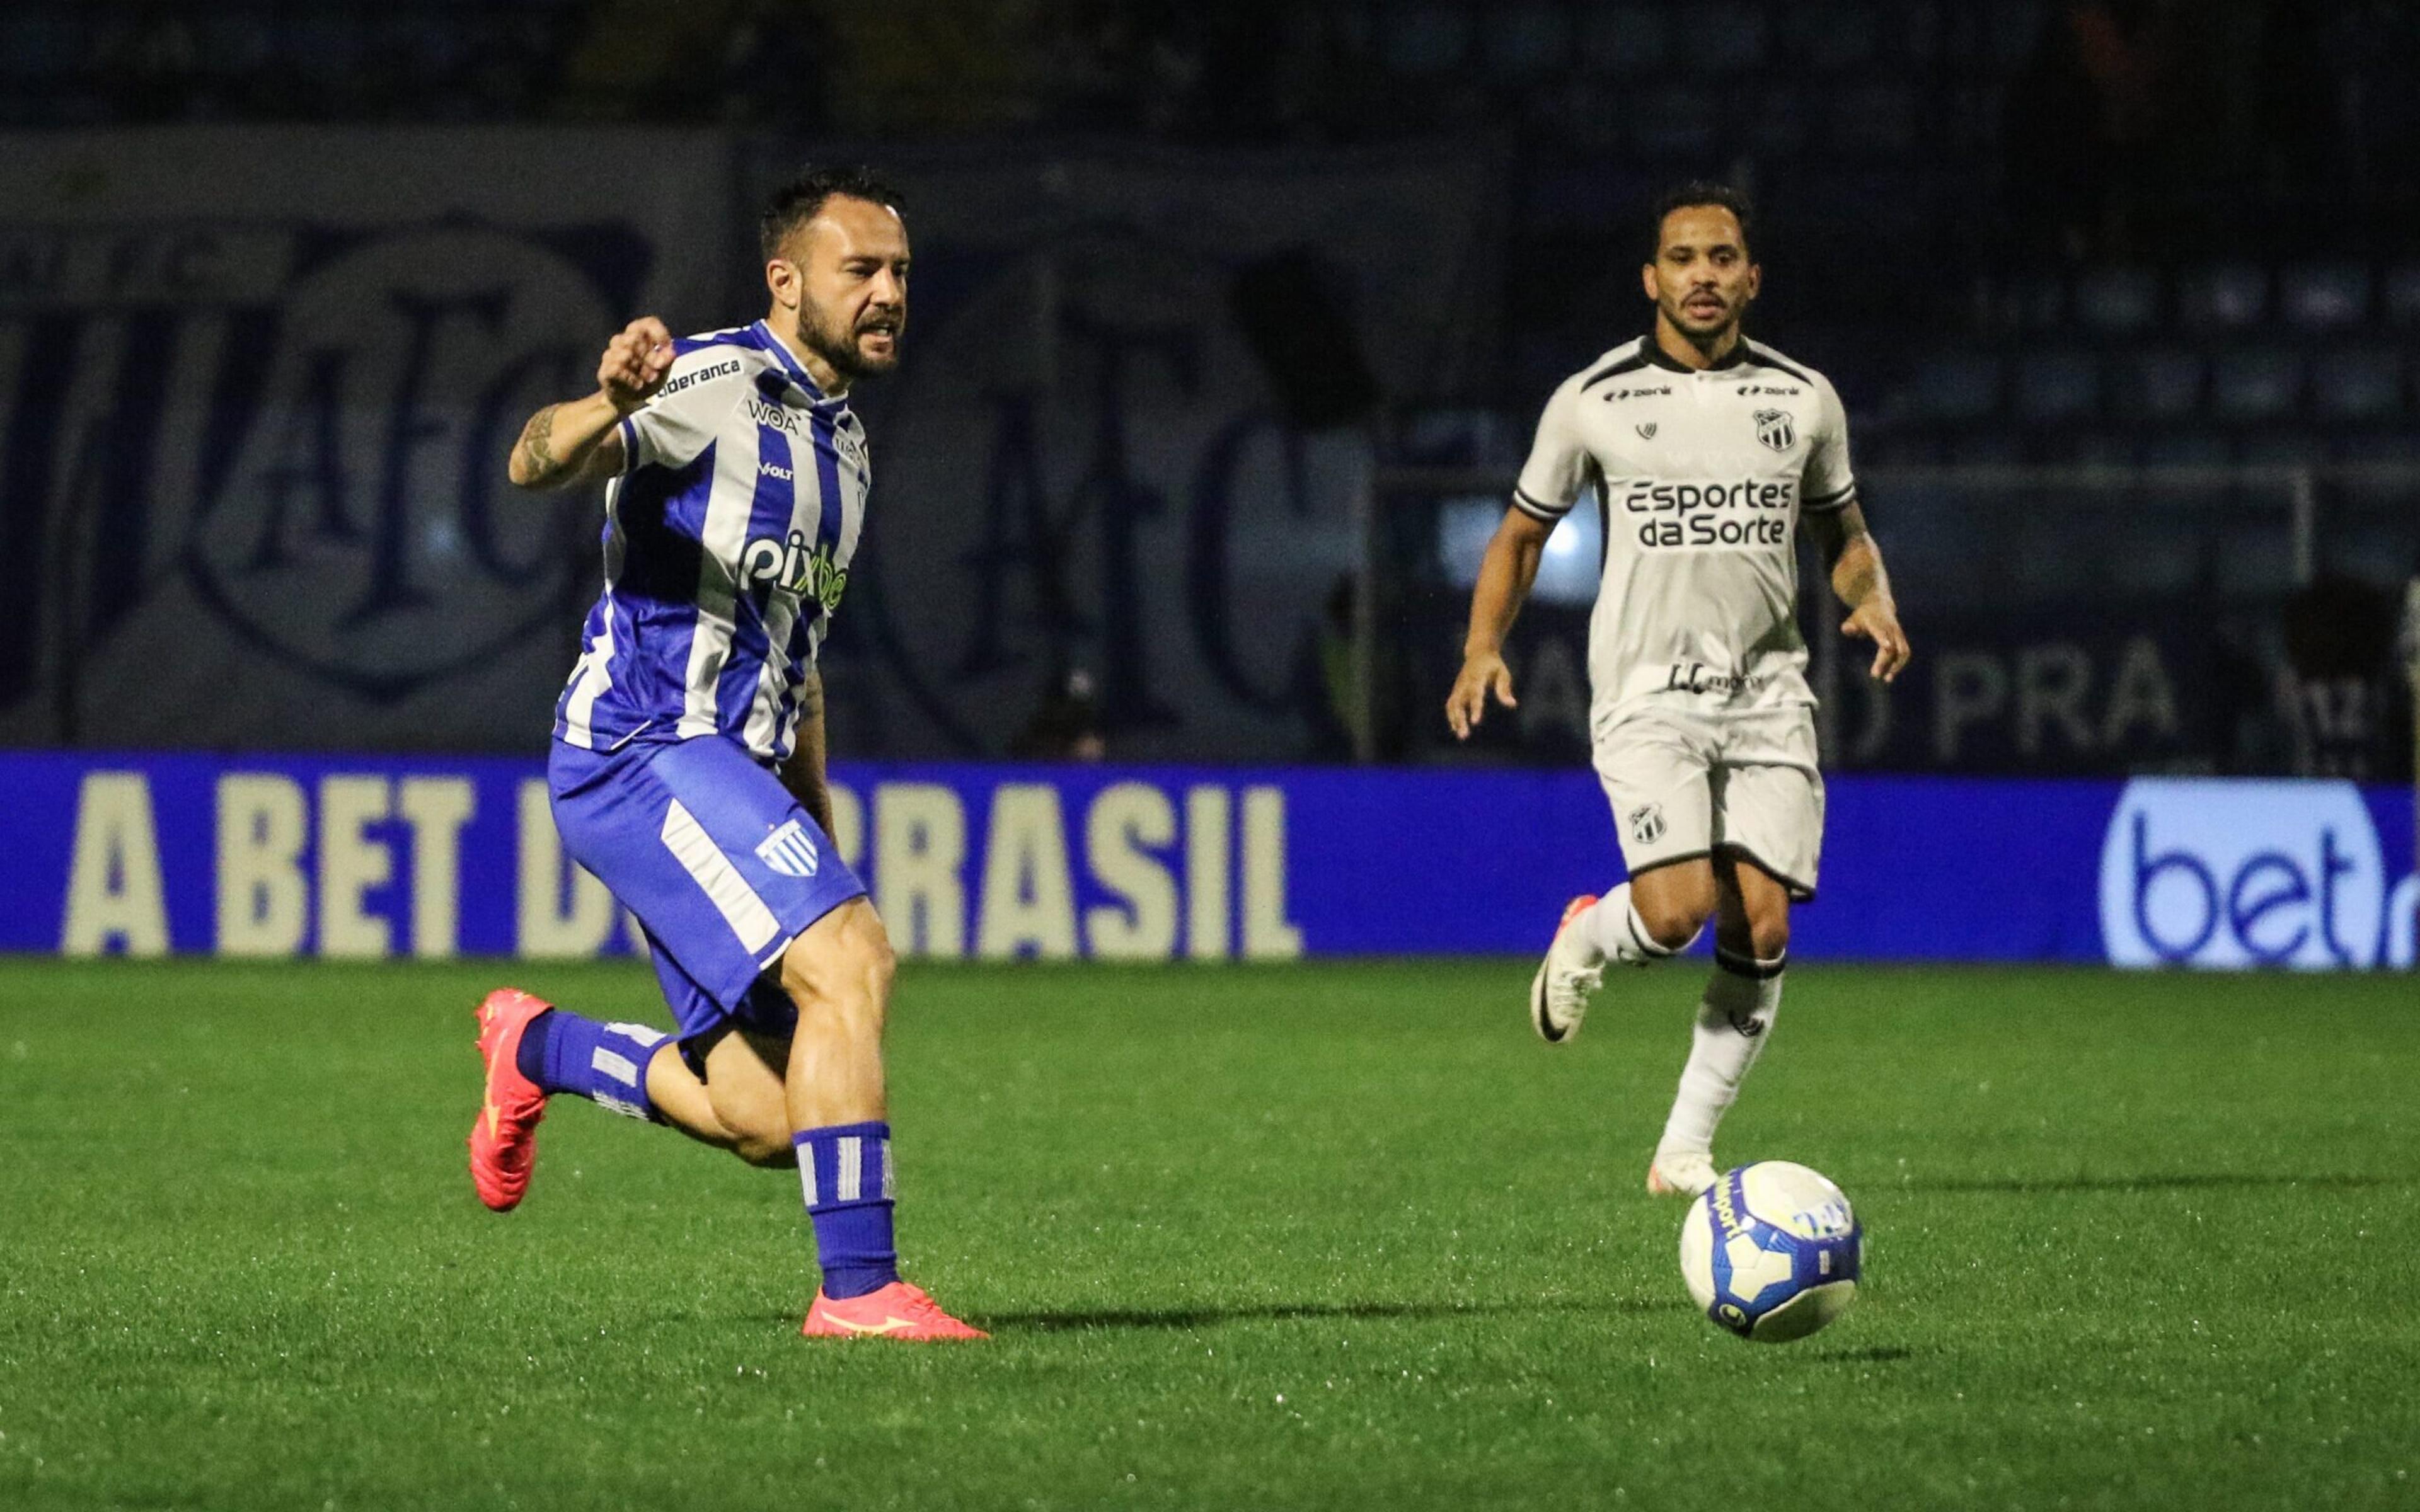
[469,166,982,1341]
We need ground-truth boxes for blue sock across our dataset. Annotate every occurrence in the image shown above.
[514,1009,669,1123]
[794,1121,900,1300]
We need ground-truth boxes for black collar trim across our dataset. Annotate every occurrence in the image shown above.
[1640,328,1755,373]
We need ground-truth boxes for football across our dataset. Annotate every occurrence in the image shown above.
[1678,1161,1862,1342]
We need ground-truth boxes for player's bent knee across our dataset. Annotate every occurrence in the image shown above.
[1739,896,1792,960]
[1634,895,1713,951]
[706,1080,793,1167]
[778,904,894,1026]
[731,1131,798,1169]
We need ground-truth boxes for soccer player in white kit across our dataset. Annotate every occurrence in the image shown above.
[1445,183,1910,1198]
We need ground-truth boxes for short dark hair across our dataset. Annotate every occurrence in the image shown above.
[1649,181,1755,260]
[759,165,905,262]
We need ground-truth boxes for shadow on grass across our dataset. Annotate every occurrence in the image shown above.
[1903,1173,2399,1196]
[982,1296,1690,1334]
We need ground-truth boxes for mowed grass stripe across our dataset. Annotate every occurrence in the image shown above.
[0,960,2411,1511]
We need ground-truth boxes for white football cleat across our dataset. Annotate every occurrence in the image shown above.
[1647,1147,1720,1198]
[1530,894,1605,1044]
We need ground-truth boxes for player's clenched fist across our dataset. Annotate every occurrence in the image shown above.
[598,316,676,413]
[1445,651,1517,740]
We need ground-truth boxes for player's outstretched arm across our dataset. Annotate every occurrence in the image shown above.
[1446,507,1555,739]
[506,317,676,490]
[1804,501,1910,683]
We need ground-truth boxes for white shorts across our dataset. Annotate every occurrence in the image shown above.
[1591,701,1825,899]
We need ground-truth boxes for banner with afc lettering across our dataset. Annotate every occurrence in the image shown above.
[0,127,732,755]
[4,752,2412,968]
[0,130,1498,764]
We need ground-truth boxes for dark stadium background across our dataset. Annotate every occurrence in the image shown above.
[3,0,2413,778]
[3,8,2417,1511]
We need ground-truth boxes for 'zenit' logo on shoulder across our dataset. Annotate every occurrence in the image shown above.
[1598,384,1673,403]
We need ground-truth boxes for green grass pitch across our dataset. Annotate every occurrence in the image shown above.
[1,958,2414,1510]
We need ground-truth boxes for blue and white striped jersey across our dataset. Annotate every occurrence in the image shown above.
[553,320,868,764]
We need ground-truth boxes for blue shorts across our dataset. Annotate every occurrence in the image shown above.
[549,735,866,1046]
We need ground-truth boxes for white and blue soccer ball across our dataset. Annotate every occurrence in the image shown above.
[1678,1161,1862,1343]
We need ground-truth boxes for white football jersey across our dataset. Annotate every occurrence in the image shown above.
[1513,335,1857,728]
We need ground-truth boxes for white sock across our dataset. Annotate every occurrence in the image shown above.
[1658,947,1785,1156]
[1582,881,1698,966]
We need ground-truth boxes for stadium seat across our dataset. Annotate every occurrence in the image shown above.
[1744,87,1809,157]
[2237,430,2326,467]
[2073,266,2160,334]
[1578,6,1669,76]
[2029,428,2131,467]
[1396,407,1524,467]
[2138,430,2232,469]
[1892,0,1945,66]
[1381,7,1471,76]
[1,10,84,80]
[2279,263,2371,329]
[288,13,369,81]
[1827,83,1918,158]
[1520,166,1633,228]
[1948,430,2021,466]
[197,11,276,76]
[1987,3,2044,67]
[2310,349,2405,421]
[2004,273,2066,331]
[1783,4,1878,71]
[2107,536,2198,598]
[2209,348,2305,420]
[1631,85,1719,158]
[2012,350,2101,420]
[1864,430,1946,466]
[2327,433,2420,532]
[1893,352,2002,422]
[2383,263,2420,326]
[2111,350,2204,420]
[1484,4,1571,83]
[2331,431,2420,468]
[1691,3,1768,72]
[2177,263,2268,329]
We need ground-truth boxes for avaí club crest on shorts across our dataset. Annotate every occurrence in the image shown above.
[754,819,822,878]
[1753,408,1795,452]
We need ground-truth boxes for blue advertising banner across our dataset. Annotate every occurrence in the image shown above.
[3,752,2412,968]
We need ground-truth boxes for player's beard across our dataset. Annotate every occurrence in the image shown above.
[798,301,901,382]
[1662,290,1740,346]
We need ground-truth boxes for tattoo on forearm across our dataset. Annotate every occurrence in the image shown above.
[517,405,562,480]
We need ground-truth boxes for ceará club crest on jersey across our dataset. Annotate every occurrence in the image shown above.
[1753,409,1795,452]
